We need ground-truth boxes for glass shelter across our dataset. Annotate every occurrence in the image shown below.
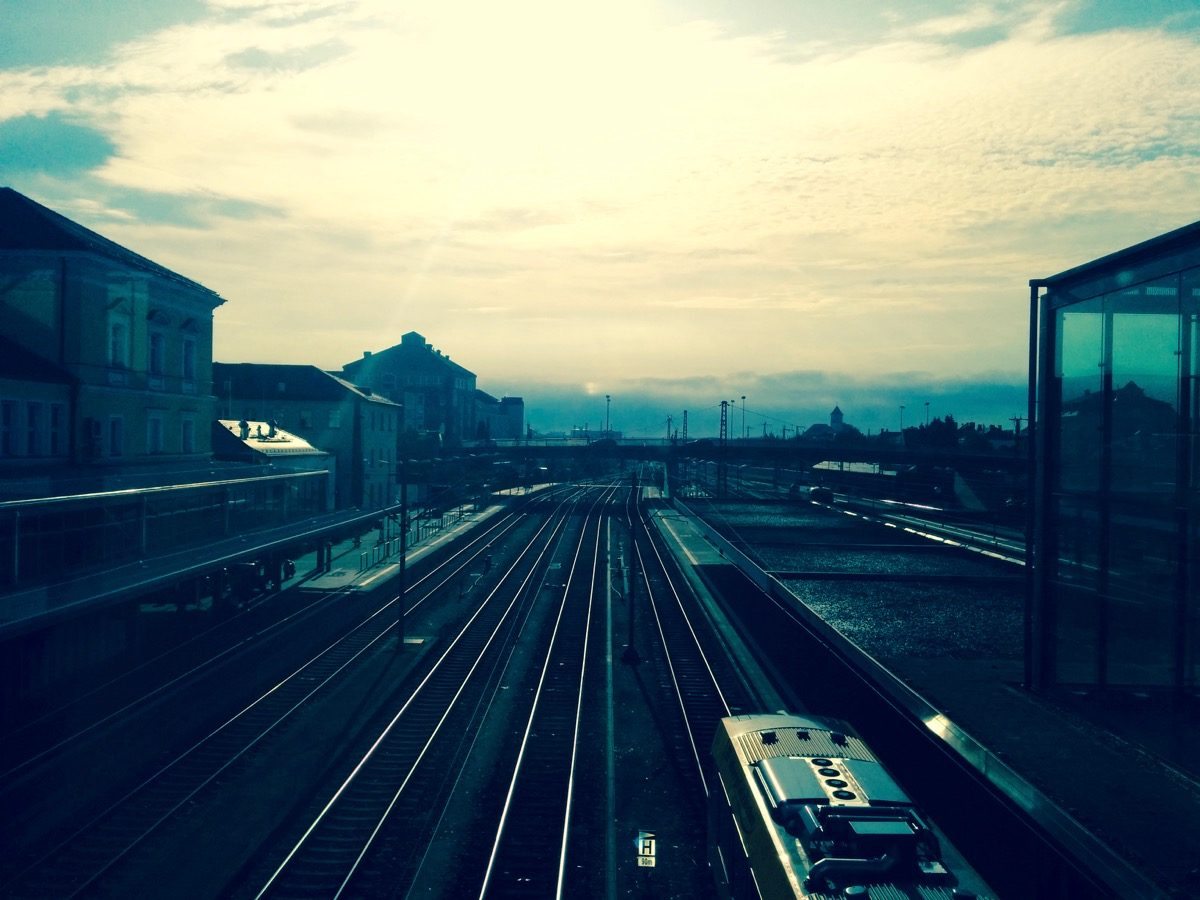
[1031,221,1200,697]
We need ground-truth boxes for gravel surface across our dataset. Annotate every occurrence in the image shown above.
[782,579,1023,659]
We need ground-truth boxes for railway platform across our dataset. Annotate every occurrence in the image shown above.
[646,496,1200,898]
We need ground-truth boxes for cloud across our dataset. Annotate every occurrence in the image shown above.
[225,38,350,71]
[0,112,115,175]
[0,0,1197,413]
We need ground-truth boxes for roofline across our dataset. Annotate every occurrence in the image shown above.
[1034,219,1200,289]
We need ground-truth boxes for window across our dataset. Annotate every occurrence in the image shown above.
[26,402,42,455]
[49,404,65,456]
[182,337,196,381]
[108,317,130,368]
[147,415,164,453]
[1,400,16,457]
[108,417,124,457]
[149,331,166,377]
[181,418,195,454]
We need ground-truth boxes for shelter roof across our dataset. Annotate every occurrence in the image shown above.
[214,419,327,457]
[1035,219,1200,295]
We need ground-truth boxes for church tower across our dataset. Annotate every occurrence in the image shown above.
[830,405,844,432]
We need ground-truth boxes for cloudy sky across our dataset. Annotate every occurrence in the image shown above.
[2,0,1198,435]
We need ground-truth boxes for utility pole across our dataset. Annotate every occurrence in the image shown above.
[719,400,729,496]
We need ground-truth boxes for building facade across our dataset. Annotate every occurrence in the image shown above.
[474,391,525,441]
[1031,220,1200,698]
[0,188,224,474]
[341,332,477,446]
[213,363,400,510]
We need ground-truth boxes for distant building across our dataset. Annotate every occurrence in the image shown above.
[473,391,524,441]
[341,332,477,446]
[0,187,225,474]
[802,406,849,441]
[213,362,400,509]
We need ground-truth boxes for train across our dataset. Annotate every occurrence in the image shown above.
[709,713,985,899]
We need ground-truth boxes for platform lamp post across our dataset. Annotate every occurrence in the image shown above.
[621,517,640,664]
[741,396,746,441]
[606,394,611,439]
[395,458,408,650]
[900,405,905,432]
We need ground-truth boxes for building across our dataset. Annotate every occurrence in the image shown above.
[1030,220,1200,697]
[341,332,477,446]
[802,406,850,441]
[473,391,525,441]
[0,187,225,478]
[213,363,401,510]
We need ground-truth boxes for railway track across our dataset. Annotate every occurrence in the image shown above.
[250,487,602,898]
[630,496,760,801]
[0,499,551,897]
[478,487,612,898]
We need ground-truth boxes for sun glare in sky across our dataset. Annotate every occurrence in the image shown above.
[2,0,1198,430]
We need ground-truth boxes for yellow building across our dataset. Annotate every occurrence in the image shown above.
[0,188,225,475]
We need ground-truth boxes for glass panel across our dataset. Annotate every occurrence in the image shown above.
[1185,267,1200,694]
[1056,298,1105,491]
[1051,493,1100,589]
[1107,278,1179,496]
[1052,582,1099,685]
[1105,500,1175,685]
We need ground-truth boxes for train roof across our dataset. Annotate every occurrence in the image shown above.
[714,714,974,899]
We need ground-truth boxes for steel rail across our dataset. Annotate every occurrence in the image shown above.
[254,491,588,898]
[0,506,524,784]
[477,487,614,899]
[0,508,532,897]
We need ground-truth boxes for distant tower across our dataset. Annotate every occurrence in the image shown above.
[830,406,844,432]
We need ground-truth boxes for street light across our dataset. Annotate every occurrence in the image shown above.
[606,394,611,438]
[925,401,930,426]
[900,405,906,432]
[741,396,746,441]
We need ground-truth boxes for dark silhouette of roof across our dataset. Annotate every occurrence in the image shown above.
[213,362,400,406]
[0,335,75,384]
[0,187,222,301]
[342,331,475,382]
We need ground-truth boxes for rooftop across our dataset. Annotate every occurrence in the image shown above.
[0,187,223,302]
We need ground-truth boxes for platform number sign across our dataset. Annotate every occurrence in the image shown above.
[636,830,657,868]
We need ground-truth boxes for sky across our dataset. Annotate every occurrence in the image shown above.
[2,0,1199,436]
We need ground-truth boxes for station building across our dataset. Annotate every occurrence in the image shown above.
[0,187,224,483]
[1031,220,1200,699]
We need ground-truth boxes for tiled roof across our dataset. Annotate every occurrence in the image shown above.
[213,362,401,405]
[0,187,222,301]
